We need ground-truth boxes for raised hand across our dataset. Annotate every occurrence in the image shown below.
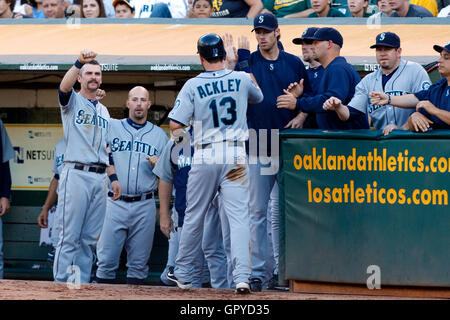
[78,49,98,64]
[287,79,304,98]
[222,33,238,68]
[237,36,250,50]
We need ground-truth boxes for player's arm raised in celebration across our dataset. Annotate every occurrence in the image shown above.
[60,49,98,93]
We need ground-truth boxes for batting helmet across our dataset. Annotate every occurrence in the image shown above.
[197,33,225,60]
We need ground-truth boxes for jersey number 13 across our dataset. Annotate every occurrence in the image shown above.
[209,96,237,128]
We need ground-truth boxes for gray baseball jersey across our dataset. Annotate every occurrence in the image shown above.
[108,118,168,195]
[49,138,66,247]
[59,89,110,165]
[348,59,431,129]
[96,118,168,282]
[168,69,263,147]
[52,138,66,176]
[54,89,110,283]
[1,119,14,163]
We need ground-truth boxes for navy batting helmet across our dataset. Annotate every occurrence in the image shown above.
[197,33,225,60]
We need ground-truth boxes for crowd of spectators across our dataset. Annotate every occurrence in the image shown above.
[2,0,449,19]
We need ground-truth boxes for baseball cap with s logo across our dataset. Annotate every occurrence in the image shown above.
[252,13,278,32]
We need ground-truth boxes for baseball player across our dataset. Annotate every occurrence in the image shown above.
[284,28,325,135]
[370,42,450,132]
[154,126,229,289]
[53,50,120,284]
[277,27,369,130]
[95,86,168,285]
[0,119,14,279]
[230,12,312,291]
[37,138,66,264]
[323,32,431,135]
[166,33,263,294]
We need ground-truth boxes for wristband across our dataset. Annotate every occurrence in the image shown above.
[109,174,118,183]
[387,95,391,105]
[74,60,84,69]
[237,49,252,73]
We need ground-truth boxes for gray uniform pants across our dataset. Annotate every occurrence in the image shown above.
[53,166,107,283]
[174,162,251,285]
[96,196,156,280]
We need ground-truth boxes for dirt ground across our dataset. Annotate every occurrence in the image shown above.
[0,280,426,300]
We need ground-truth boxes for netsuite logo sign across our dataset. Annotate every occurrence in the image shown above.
[28,130,52,139]
[14,147,24,164]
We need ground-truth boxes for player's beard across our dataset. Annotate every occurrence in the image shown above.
[133,110,145,120]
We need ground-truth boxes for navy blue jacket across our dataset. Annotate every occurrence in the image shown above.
[415,77,450,130]
[241,48,312,154]
[297,56,369,129]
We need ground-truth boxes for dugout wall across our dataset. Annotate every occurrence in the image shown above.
[279,130,450,297]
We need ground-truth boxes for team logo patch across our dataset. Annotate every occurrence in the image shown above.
[379,33,385,41]
[302,30,307,36]
[421,81,431,90]
[269,63,274,71]
[258,16,264,24]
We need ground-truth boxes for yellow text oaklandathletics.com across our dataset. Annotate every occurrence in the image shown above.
[293,148,450,173]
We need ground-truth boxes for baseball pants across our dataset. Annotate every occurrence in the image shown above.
[174,161,251,285]
[269,182,279,275]
[53,166,107,283]
[248,158,278,286]
[202,194,228,289]
[96,196,156,281]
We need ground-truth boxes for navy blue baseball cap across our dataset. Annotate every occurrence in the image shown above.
[433,42,450,53]
[370,32,400,49]
[309,27,344,48]
[292,27,320,45]
[252,13,278,32]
